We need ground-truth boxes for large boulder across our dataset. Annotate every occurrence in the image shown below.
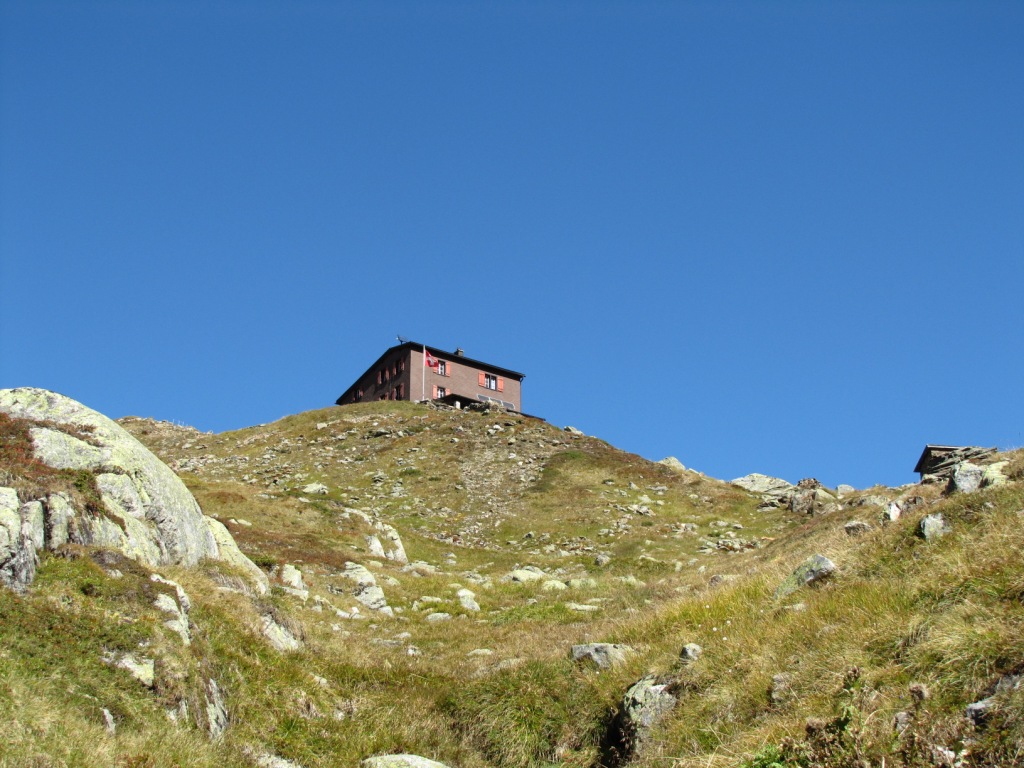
[0,388,265,592]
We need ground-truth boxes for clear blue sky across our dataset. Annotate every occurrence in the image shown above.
[2,1,1022,489]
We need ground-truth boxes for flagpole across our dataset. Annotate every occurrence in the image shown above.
[422,344,426,402]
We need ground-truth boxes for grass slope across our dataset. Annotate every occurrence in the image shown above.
[0,401,1020,767]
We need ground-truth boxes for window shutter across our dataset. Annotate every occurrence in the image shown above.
[432,385,438,399]
[446,362,451,377]
[497,377,505,392]
[478,372,486,387]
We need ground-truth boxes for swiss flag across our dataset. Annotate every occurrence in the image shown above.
[424,350,439,368]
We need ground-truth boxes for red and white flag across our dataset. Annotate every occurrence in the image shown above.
[424,350,439,368]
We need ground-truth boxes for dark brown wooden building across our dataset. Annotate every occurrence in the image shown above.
[336,341,525,412]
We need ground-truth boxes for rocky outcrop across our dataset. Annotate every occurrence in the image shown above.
[0,388,264,592]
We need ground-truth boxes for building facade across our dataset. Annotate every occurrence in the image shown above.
[336,342,525,412]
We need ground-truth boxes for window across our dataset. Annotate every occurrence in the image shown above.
[480,373,504,391]
[397,383,404,399]
[433,386,447,399]
[436,361,448,376]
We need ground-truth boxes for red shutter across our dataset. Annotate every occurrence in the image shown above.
[478,372,486,387]
[497,377,505,392]
[446,362,451,377]
[432,385,438,399]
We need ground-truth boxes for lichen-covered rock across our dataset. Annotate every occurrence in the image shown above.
[260,614,302,652]
[361,756,452,768]
[0,387,216,566]
[949,462,985,494]
[659,457,688,473]
[0,388,266,593]
[603,675,677,764]
[919,514,950,542]
[570,643,635,670]
[204,517,269,594]
[731,473,793,495]
[0,487,37,592]
[375,521,408,564]
[679,643,703,664]
[775,554,837,598]
[982,461,1009,488]
[204,678,228,739]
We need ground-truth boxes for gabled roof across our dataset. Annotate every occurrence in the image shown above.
[336,341,525,404]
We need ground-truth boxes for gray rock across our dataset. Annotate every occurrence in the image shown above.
[0,388,265,592]
[570,643,635,670]
[302,483,328,495]
[252,752,306,768]
[366,535,387,559]
[261,614,301,652]
[505,566,546,583]
[203,517,269,594]
[361,756,452,768]
[679,643,703,664]
[836,484,856,496]
[456,588,480,612]
[204,678,228,739]
[844,520,872,536]
[355,584,391,614]
[0,388,216,566]
[281,564,305,591]
[658,457,687,473]
[151,574,191,645]
[790,487,836,516]
[769,673,793,704]
[882,500,903,524]
[982,461,1009,488]
[43,493,73,549]
[0,488,37,592]
[731,473,793,495]
[373,522,408,564]
[919,514,950,542]
[102,708,116,735]
[966,673,1021,725]
[775,554,837,599]
[116,654,155,687]
[565,602,600,613]
[425,612,451,622]
[607,675,677,762]
[949,462,985,494]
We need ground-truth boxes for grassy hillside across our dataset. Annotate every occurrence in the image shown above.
[2,400,1021,767]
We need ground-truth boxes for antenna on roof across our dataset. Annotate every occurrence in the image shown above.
[397,335,409,344]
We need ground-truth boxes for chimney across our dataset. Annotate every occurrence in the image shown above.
[455,348,465,357]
